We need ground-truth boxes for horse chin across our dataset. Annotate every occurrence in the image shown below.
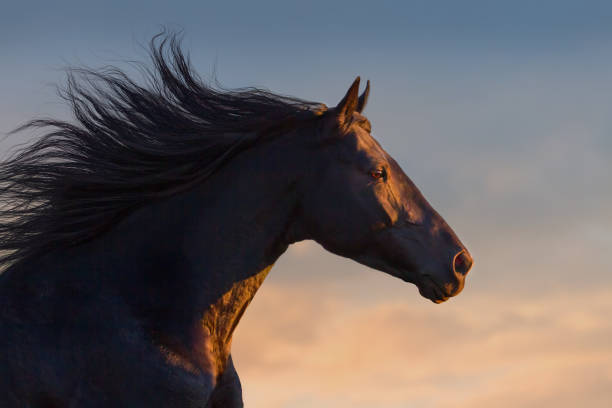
[387,267,450,303]
[382,267,442,303]
[416,275,451,304]
[417,284,450,304]
[351,254,451,304]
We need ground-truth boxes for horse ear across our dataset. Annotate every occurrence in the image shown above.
[335,77,360,122]
[356,80,370,113]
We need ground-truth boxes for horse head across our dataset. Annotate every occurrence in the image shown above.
[298,78,473,303]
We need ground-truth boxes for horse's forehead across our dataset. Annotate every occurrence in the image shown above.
[351,127,387,159]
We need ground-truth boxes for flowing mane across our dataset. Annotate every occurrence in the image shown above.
[0,34,325,268]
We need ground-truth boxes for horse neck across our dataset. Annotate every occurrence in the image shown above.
[90,132,305,372]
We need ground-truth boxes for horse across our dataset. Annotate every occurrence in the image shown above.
[0,35,473,407]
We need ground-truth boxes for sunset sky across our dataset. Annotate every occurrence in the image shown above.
[1,1,611,406]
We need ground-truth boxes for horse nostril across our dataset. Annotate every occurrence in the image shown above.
[453,250,473,276]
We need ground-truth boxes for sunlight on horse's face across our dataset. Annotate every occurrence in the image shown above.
[301,79,473,303]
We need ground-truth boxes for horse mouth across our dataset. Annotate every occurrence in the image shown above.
[387,266,451,303]
[355,256,453,304]
[417,275,450,304]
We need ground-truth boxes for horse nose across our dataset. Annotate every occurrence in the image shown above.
[453,250,473,276]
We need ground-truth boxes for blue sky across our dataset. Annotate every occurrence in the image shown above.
[2,1,612,407]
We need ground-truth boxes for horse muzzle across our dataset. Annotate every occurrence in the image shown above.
[417,250,473,303]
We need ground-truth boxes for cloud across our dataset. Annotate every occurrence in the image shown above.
[233,284,612,408]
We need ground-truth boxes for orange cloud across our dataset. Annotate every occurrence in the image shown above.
[233,283,612,407]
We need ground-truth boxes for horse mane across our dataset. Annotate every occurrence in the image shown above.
[0,33,326,268]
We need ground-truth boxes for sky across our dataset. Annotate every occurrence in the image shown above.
[1,1,611,406]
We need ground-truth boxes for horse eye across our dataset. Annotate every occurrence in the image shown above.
[369,168,386,180]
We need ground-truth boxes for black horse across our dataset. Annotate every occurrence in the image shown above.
[0,35,473,407]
